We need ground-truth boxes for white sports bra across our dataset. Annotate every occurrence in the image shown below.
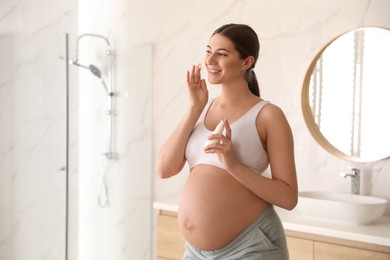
[185,99,270,173]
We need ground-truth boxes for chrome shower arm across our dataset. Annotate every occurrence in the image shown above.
[72,33,113,63]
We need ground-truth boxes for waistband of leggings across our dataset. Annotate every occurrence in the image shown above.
[229,204,275,244]
[191,204,275,254]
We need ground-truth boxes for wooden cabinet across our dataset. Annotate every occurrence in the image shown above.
[315,241,390,260]
[286,236,313,260]
[157,210,185,260]
[156,210,390,260]
[286,230,390,260]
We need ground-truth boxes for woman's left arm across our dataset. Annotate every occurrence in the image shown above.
[205,104,298,210]
[254,104,298,210]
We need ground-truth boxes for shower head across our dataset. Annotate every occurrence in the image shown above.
[69,60,109,94]
[89,64,102,78]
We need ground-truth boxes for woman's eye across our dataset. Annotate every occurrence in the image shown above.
[205,50,227,57]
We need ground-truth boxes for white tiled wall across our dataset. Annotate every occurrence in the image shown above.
[76,1,154,259]
[0,1,78,259]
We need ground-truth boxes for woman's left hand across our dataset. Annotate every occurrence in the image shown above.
[203,120,239,171]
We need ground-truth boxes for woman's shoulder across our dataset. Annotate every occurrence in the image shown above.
[259,100,283,113]
[257,102,289,126]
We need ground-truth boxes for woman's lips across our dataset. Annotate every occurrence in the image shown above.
[207,68,222,74]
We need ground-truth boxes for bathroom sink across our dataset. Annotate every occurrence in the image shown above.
[297,191,388,225]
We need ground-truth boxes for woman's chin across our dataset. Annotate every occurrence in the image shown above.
[207,77,220,85]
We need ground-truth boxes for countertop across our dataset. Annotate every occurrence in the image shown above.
[153,197,390,247]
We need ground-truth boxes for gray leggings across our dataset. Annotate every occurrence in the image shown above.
[182,205,289,260]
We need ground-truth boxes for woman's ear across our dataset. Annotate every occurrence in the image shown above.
[242,56,255,70]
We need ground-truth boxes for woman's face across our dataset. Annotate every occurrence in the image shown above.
[204,34,248,85]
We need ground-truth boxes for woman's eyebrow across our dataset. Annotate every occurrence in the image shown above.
[206,45,231,53]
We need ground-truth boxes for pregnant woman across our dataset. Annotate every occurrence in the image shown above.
[156,23,298,259]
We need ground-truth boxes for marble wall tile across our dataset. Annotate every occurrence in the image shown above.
[0,34,68,260]
[76,0,154,259]
[0,0,77,260]
[76,42,153,259]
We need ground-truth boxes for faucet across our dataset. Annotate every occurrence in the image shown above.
[340,167,360,195]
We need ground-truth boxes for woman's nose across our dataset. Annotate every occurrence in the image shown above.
[205,53,216,65]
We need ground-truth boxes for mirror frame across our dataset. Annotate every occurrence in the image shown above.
[301,27,390,163]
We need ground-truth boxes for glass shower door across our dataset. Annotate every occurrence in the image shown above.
[0,33,68,260]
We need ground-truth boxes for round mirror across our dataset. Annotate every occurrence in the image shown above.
[302,27,390,162]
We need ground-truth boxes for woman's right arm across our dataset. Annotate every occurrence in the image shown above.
[156,105,203,178]
[156,65,208,178]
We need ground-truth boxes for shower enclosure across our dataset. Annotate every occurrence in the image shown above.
[1,0,154,259]
[0,33,71,260]
[0,30,153,260]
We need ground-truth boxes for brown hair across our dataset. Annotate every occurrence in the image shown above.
[212,24,260,97]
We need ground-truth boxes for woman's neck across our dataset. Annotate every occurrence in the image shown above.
[219,80,257,106]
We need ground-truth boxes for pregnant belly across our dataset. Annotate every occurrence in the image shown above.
[178,165,268,251]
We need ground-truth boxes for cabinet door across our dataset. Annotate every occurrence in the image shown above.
[157,212,186,260]
[315,241,390,260]
[286,236,314,260]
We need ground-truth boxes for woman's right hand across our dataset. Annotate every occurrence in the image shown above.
[157,64,208,179]
[186,64,208,109]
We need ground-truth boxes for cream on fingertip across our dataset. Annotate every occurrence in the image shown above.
[204,120,224,147]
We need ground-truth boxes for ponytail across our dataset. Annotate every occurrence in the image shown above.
[246,69,260,97]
